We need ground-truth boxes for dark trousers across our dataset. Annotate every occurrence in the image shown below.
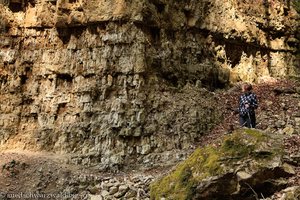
[239,112,256,128]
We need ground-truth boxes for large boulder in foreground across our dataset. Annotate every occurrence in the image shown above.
[150,129,295,200]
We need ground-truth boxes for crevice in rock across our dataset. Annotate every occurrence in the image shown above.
[149,27,161,45]
[57,23,108,45]
[256,22,288,40]
[151,1,165,13]
[57,28,72,45]
[48,0,55,6]
[8,1,24,13]
[57,103,67,115]
[164,29,175,41]
[19,74,28,85]
[25,0,36,7]
[21,96,34,105]
[57,26,87,45]
[236,167,293,200]
[57,73,73,83]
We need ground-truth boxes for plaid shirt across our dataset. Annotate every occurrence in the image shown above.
[239,92,258,116]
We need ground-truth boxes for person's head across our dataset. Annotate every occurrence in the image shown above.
[242,83,252,93]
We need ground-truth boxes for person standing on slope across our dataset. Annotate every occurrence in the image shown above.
[237,83,258,128]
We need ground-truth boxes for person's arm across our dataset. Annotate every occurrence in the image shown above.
[233,96,241,115]
[251,93,258,109]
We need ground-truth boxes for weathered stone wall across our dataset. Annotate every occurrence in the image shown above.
[0,0,298,169]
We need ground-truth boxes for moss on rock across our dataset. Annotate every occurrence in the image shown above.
[150,128,287,200]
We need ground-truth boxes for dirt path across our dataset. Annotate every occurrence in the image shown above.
[0,150,157,200]
[0,150,78,198]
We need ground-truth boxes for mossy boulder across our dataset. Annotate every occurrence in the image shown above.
[150,129,295,200]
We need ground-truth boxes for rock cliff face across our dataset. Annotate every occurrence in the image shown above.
[0,0,299,169]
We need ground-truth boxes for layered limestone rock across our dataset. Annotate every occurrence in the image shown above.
[0,0,299,169]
